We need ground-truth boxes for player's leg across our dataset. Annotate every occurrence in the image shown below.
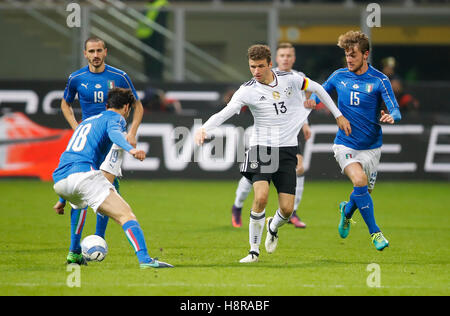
[359,148,389,250]
[231,176,252,228]
[94,177,120,239]
[265,193,295,254]
[289,154,307,228]
[54,180,88,265]
[333,145,358,238]
[54,195,87,264]
[67,206,88,264]
[344,162,379,232]
[96,191,154,266]
[344,161,387,250]
[96,145,124,239]
[89,175,172,268]
[239,179,269,263]
[265,162,296,254]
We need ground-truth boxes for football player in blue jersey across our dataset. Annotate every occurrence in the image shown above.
[309,30,402,251]
[53,87,172,269]
[53,37,144,265]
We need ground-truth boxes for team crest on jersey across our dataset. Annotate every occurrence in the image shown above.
[352,84,359,89]
[366,83,374,93]
[284,86,293,98]
[107,80,115,89]
[272,91,281,100]
[95,84,102,89]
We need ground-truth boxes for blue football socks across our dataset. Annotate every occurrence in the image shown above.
[344,196,358,219]
[95,213,109,239]
[123,220,152,264]
[69,207,87,253]
[352,186,380,235]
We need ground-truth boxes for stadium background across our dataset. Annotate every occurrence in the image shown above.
[0,0,449,182]
[0,0,449,298]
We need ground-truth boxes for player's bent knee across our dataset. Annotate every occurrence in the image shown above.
[253,195,268,211]
[280,207,293,218]
[255,197,268,208]
[353,175,368,187]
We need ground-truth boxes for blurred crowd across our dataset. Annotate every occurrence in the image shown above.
[381,56,420,113]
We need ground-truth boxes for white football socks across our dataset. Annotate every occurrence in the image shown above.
[249,209,265,254]
[234,177,252,208]
[293,176,305,211]
[269,209,289,234]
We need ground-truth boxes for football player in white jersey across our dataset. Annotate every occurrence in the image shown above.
[230,42,312,229]
[195,45,351,263]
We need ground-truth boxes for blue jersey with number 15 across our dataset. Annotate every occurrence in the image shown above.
[63,64,139,121]
[53,110,133,183]
[313,64,401,150]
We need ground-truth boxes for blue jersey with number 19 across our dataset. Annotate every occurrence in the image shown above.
[63,64,139,121]
[313,64,401,150]
[53,110,133,183]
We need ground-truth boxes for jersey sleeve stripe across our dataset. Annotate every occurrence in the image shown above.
[64,71,88,101]
[367,73,396,109]
[106,70,139,100]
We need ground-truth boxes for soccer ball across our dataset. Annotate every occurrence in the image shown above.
[81,235,108,262]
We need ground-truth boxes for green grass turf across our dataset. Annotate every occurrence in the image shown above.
[0,179,448,296]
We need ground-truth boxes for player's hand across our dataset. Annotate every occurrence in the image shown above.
[304,99,316,109]
[53,200,66,215]
[130,148,146,161]
[195,128,207,146]
[380,110,395,124]
[336,115,352,136]
[302,124,312,141]
[126,134,137,148]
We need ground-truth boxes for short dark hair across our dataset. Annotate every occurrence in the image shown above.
[247,44,271,64]
[106,88,135,109]
[84,37,106,50]
[337,30,370,54]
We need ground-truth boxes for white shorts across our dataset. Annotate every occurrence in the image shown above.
[332,144,381,190]
[100,144,124,177]
[53,170,116,212]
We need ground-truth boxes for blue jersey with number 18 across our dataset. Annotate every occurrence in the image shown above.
[63,64,139,121]
[53,110,133,183]
[313,64,401,150]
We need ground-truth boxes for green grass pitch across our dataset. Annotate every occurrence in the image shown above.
[0,179,448,296]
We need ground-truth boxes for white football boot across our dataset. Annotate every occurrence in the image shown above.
[239,251,259,263]
[265,217,278,254]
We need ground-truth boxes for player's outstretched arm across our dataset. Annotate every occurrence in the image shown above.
[196,101,242,146]
[306,79,351,136]
[305,80,340,117]
[379,76,402,123]
[61,99,79,130]
[108,130,146,161]
[126,100,144,148]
